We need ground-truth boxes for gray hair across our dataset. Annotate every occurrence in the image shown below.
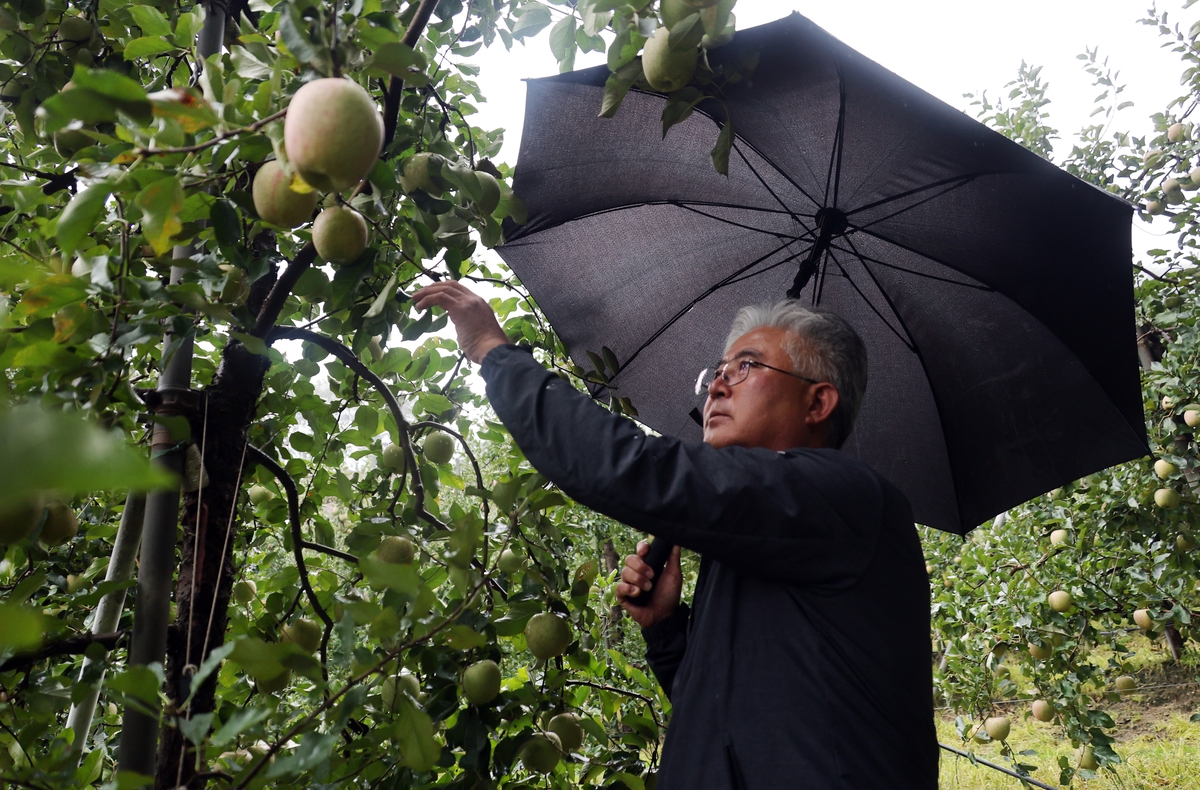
[724,300,867,449]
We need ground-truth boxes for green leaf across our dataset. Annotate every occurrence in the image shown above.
[711,118,734,175]
[668,14,705,52]
[0,602,48,652]
[228,637,319,682]
[512,5,552,38]
[123,35,175,61]
[364,271,398,318]
[600,60,643,118]
[359,554,420,596]
[369,42,427,77]
[177,712,214,746]
[210,707,271,747]
[392,696,441,771]
[57,183,113,259]
[267,730,340,779]
[279,6,320,67]
[134,177,185,255]
[182,642,235,708]
[108,664,164,713]
[662,87,704,138]
[548,16,577,72]
[128,5,173,37]
[0,404,174,512]
[231,332,271,357]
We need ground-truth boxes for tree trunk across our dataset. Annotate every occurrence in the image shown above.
[155,265,275,788]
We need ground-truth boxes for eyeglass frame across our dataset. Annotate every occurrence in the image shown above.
[695,357,822,397]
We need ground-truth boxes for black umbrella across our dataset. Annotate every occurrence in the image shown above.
[497,12,1147,535]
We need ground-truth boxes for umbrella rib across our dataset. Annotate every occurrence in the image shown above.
[829,240,993,291]
[824,248,915,353]
[845,171,1002,220]
[722,243,818,288]
[510,199,806,239]
[730,145,813,226]
[672,201,812,239]
[827,59,848,209]
[839,234,966,530]
[612,235,813,377]
[848,224,998,293]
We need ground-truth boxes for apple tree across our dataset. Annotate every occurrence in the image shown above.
[0,0,743,788]
[925,6,1200,785]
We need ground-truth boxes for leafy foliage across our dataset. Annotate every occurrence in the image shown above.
[1,0,1199,789]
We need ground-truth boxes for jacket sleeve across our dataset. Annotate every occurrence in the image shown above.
[480,345,883,587]
[641,603,690,701]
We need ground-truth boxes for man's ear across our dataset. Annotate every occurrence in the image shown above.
[806,382,840,427]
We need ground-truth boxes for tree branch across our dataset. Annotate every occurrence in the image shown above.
[382,0,440,152]
[134,108,287,157]
[0,631,125,673]
[245,444,333,634]
[268,327,444,529]
[251,242,317,338]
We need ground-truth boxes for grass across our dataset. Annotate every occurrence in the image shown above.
[937,712,1200,789]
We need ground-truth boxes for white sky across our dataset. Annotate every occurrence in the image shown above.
[468,0,1193,262]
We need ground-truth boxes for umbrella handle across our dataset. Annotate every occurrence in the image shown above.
[624,538,675,606]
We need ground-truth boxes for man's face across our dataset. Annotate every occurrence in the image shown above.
[702,327,833,451]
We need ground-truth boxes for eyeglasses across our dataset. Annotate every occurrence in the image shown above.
[694,358,821,396]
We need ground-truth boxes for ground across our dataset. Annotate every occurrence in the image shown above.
[937,643,1200,789]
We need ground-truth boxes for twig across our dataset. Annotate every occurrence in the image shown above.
[245,445,334,635]
[133,108,288,157]
[268,327,445,529]
[229,574,488,790]
[381,0,440,151]
[0,631,125,673]
[938,742,1061,790]
[252,242,317,337]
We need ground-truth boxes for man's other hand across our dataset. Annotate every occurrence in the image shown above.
[616,542,682,629]
[411,281,510,364]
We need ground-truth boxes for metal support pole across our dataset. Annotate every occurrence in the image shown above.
[116,244,200,774]
[65,493,146,762]
[115,0,226,770]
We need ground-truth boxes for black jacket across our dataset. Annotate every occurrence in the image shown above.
[482,345,938,789]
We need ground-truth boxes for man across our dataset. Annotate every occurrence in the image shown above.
[412,281,938,789]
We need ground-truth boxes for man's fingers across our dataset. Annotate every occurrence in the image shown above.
[621,565,651,591]
[636,541,649,556]
[624,554,653,579]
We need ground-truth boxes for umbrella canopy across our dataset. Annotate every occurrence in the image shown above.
[497,12,1148,534]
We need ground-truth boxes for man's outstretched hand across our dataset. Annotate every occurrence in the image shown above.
[411,281,510,364]
[616,542,683,629]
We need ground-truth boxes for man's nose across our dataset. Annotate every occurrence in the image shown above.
[708,372,731,399]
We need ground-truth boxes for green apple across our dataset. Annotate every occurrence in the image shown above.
[1168,122,1186,142]
[520,732,562,774]
[233,579,257,604]
[423,432,455,464]
[525,613,571,660]
[252,160,320,228]
[498,548,524,574]
[400,152,446,196]
[256,669,291,695]
[248,485,274,505]
[1048,590,1072,612]
[378,535,415,564]
[1077,744,1099,770]
[1185,409,1200,427]
[1049,529,1069,545]
[461,659,501,705]
[281,617,322,653]
[547,713,584,751]
[284,78,383,193]
[1031,699,1055,722]
[473,171,501,215]
[1028,642,1052,660]
[1114,675,1136,692]
[1132,608,1154,630]
[641,26,698,93]
[40,501,78,546]
[313,206,369,263]
[984,715,1010,741]
[381,443,407,474]
[1177,533,1197,551]
[1154,459,1179,479]
[1154,488,1181,509]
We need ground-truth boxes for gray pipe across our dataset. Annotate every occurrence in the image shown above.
[65,493,146,762]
